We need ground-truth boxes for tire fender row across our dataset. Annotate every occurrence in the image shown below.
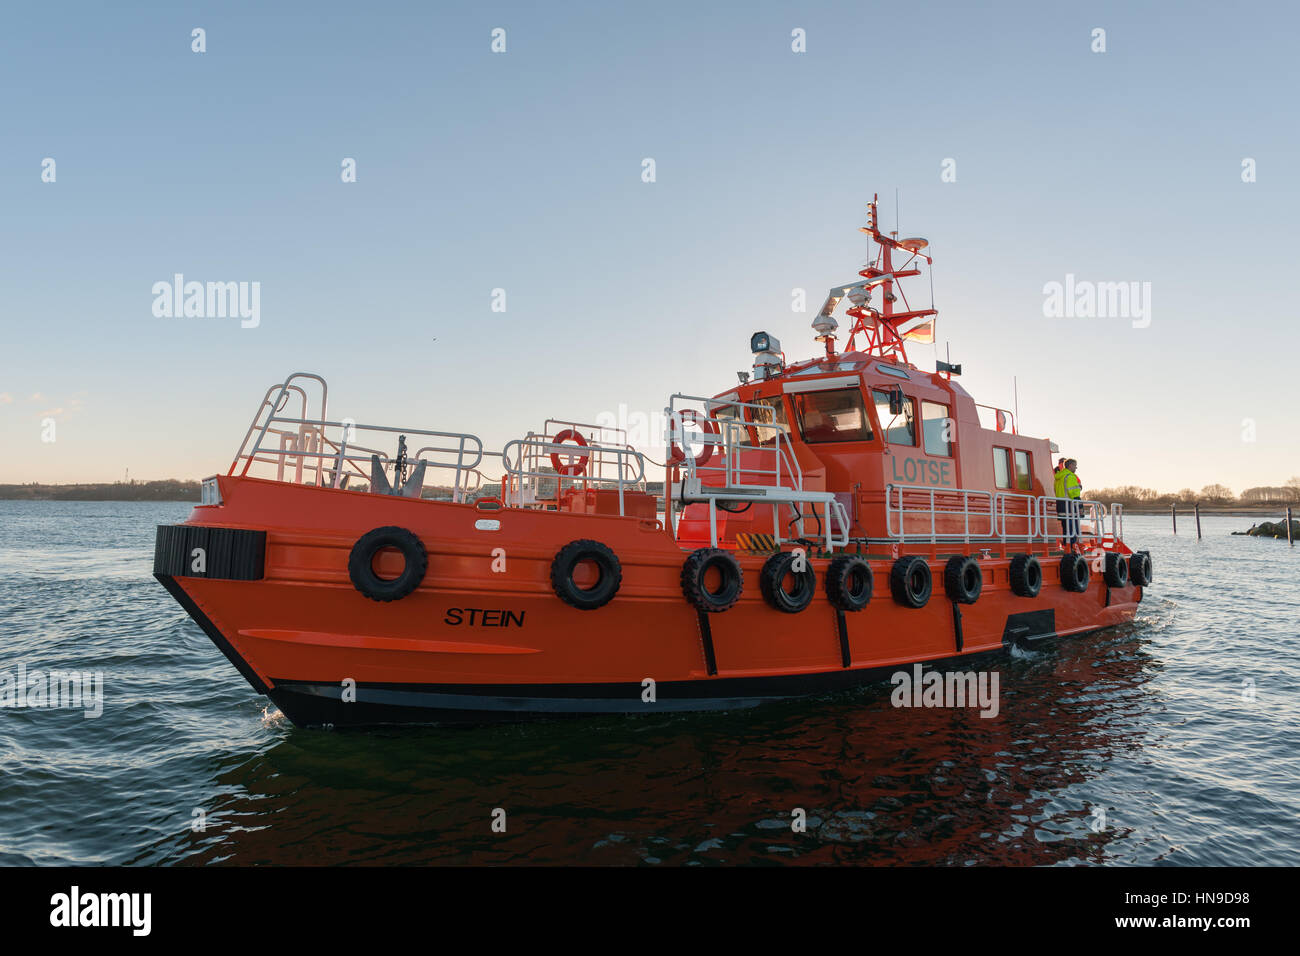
[344,527,1151,611]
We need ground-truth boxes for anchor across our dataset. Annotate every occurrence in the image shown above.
[369,435,427,497]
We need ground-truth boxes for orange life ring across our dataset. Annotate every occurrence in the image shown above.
[669,410,721,468]
[549,429,590,476]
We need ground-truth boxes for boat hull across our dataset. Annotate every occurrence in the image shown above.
[155,476,1142,728]
[255,636,1102,727]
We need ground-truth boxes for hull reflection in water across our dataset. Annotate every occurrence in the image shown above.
[164,620,1154,866]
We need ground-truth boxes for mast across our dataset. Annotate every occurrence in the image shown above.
[843,194,937,362]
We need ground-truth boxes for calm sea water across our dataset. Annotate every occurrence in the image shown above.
[1,501,1297,866]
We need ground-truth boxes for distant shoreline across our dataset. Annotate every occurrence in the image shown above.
[0,481,199,502]
[3,482,1295,518]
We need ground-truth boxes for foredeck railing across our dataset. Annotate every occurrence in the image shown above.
[231,374,654,512]
[239,413,485,498]
[500,433,647,513]
[231,373,486,501]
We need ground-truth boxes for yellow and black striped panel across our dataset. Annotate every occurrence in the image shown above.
[735,532,780,553]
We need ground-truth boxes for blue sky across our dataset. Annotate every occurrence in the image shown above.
[1,0,1296,493]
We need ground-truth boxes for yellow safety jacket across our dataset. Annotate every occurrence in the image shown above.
[1060,468,1081,500]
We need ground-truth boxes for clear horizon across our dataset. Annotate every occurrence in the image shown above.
[3,0,1297,494]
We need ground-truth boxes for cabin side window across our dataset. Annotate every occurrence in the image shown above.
[871,389,916,446]
[1013,450,1032,491]
[792,388,872,444]
[993,447,1011,489]
[921,401,952,457]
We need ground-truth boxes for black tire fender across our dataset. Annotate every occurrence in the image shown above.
[826,554,873,612]
[551,539,622,610]
[348,526,428,602]
[759,551,816,613]
[1129,550,1152,588]
[681,548,743,612]
[1009,554,1043,598]
[890,555,932,609]
[1059,553,1090,593]
[1104,551,1129,588]
[943,555,983,604]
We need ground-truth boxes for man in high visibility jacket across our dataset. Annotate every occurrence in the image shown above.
[1054,458,1083,547]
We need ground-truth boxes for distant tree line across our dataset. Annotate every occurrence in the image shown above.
[1091,477,1300,508]
[0,480,201,501]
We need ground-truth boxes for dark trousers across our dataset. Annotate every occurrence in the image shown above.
[1056,498,1079,544]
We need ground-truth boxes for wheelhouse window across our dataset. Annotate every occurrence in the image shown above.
[792,388,871,444]
[710,403,741,424]
[1013,450,1032,491]
[747,396,791,447]
[921,401,952,457]
[993,447,1011,489]
[872,389,915,446]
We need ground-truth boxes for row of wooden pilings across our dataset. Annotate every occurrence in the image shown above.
[1172,502,1295,544]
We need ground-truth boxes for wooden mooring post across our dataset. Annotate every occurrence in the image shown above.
[1194,503,1202,540]
[1171,503,1177,535]
[1289,506,1295,546]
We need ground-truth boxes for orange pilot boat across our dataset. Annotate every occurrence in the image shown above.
[154,195,1151,728]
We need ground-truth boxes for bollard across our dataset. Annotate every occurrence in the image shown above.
[1171,502,1177,535]
[1194,502,1202,540]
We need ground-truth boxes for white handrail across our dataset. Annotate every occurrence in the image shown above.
[884,486,1124,546]
[666,393,805,493]
[500,436,647,515]
[1036,496,1112,544]
[886,484,996,543]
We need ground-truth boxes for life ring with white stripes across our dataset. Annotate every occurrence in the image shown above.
[669,410,721,468]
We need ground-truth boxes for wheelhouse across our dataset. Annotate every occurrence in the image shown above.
[665,192,1121,554]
